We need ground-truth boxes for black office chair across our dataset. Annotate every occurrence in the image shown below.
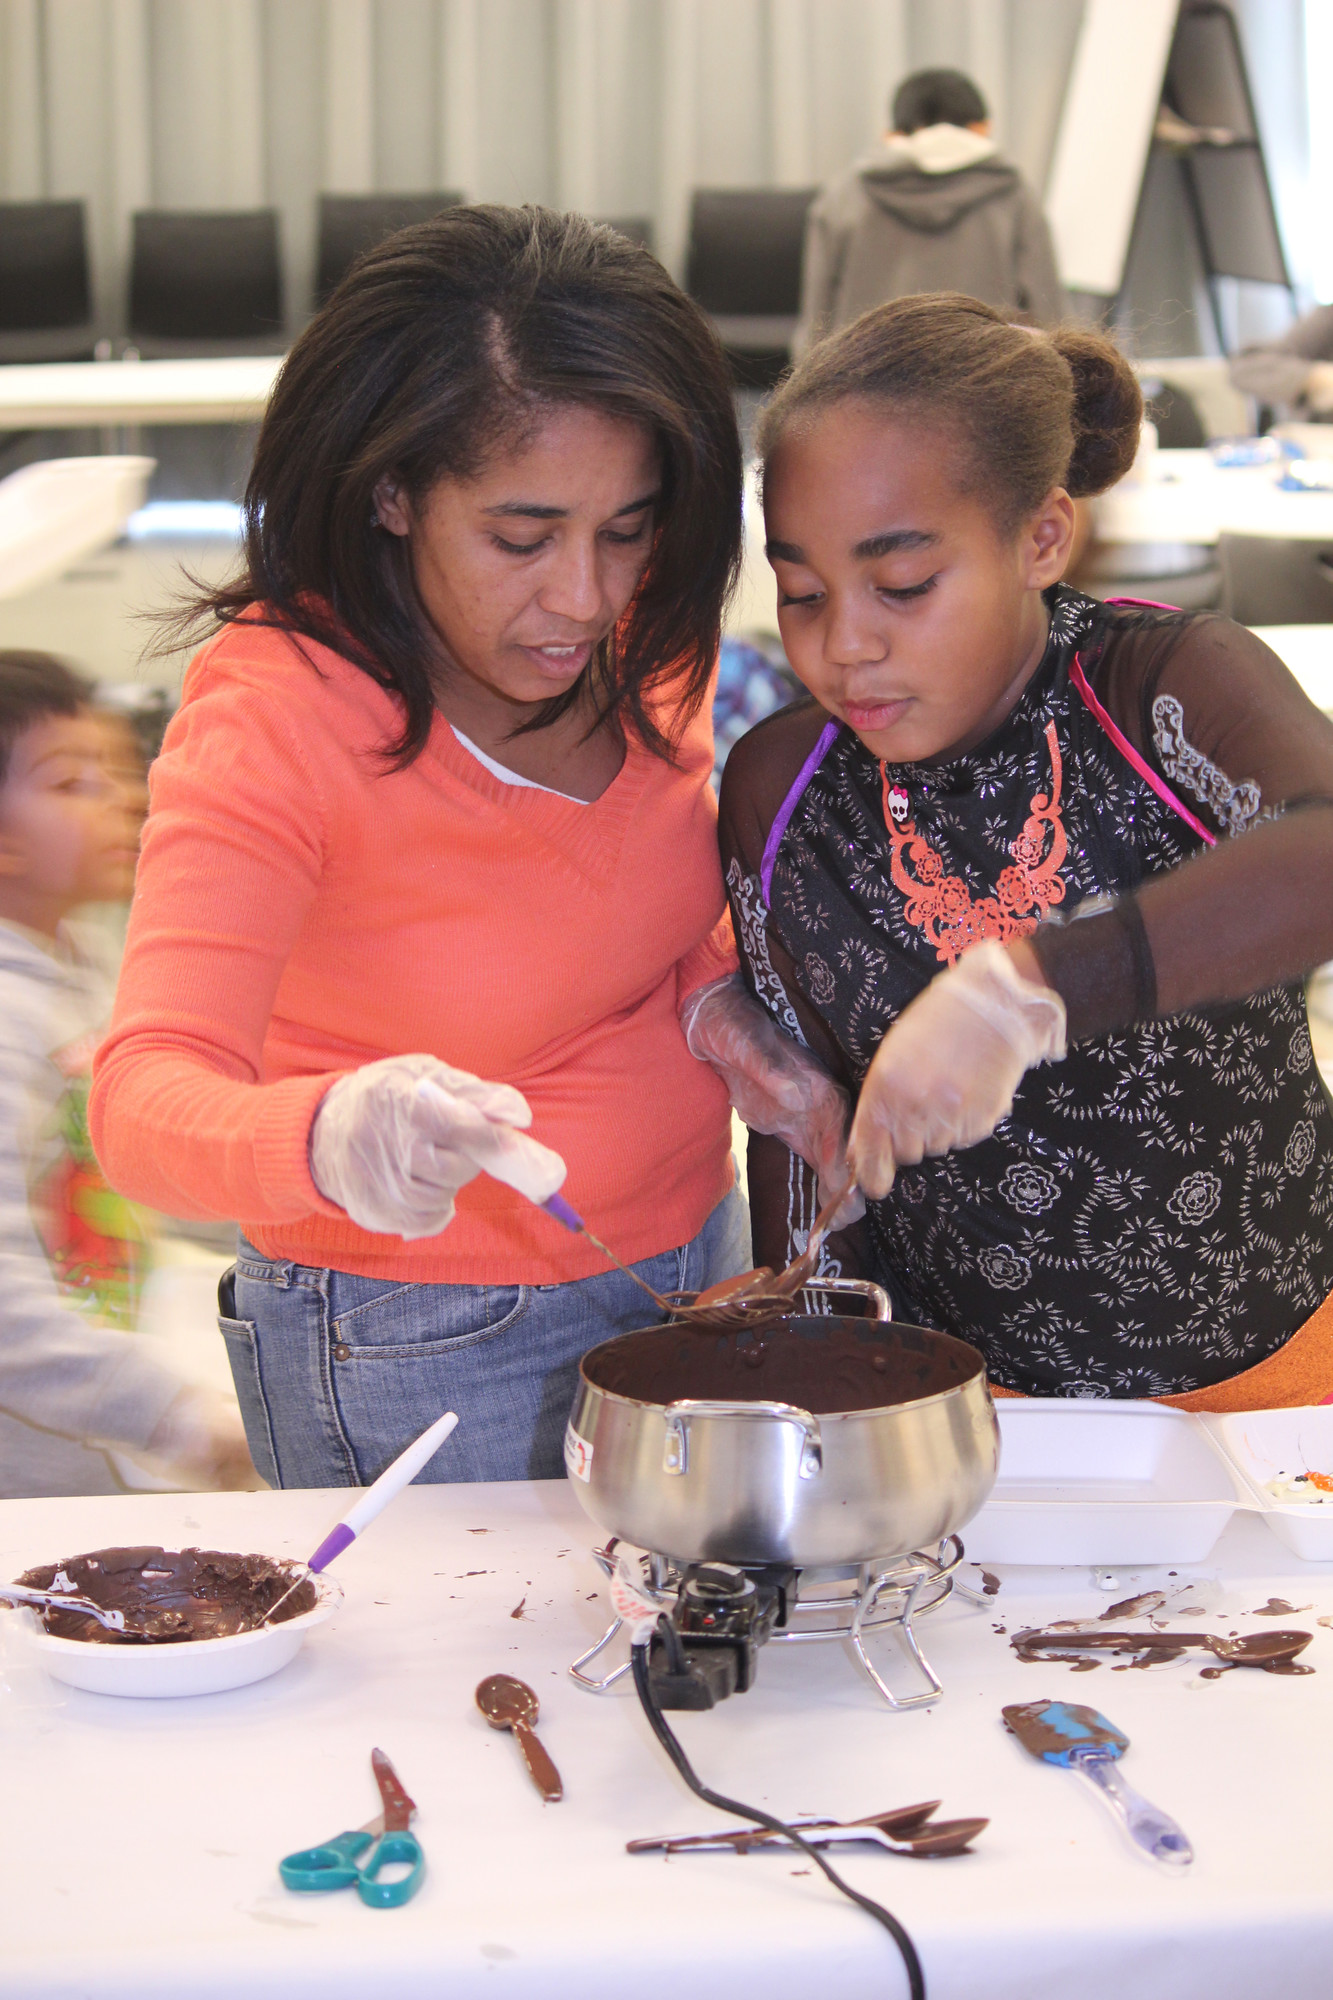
[1141,378,1208,450]
[0,200,94,361]
[594,215,656,255]
[1219,534,1333,625]
[315,193,463,307]
[685,188,817,388]
[128,210,285,356]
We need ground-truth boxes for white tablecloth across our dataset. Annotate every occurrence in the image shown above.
[2,1481,1329,1999]
[0,357,282,428]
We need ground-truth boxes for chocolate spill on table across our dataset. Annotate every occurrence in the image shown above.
[10,1547,314,1644]
[1100,1591,1165,1621]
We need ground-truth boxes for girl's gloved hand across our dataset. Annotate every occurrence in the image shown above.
[681,975,863,1223]
[309,1053,567,1240]
[848,942,1066,1199]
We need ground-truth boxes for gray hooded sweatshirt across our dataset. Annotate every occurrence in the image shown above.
[0,920,185,1496]
[796,124,1065,355]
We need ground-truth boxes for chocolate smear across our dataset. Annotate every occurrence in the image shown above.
[11,1547,314,1644]
[979,1571,1001,1597]
[1002,1701,1127,1760]
[1101,1591,1165,1621]
[1251,1599,1309,1617]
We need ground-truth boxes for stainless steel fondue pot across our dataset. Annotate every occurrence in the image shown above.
[564,1280,999,1568]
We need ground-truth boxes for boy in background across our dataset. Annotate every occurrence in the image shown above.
[795,66,1064,355]
[0,650,252,1496]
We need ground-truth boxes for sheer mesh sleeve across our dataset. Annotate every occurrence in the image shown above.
[719,703,870,1279]
[1032,614,1333,1038]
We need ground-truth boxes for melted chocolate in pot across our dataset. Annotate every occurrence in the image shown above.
[12,1547,315,1644]
[583,1315,982,1414]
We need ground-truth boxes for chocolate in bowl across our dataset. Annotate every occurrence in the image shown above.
[13,1546,315,1644]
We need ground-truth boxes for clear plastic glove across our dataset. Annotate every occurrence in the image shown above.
[145,1388,258,1491]
[681,975,863,1223]
[309,1053,567,1241]
[848,942,1066,1200]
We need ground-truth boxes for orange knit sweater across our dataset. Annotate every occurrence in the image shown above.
[90,620,738,1283]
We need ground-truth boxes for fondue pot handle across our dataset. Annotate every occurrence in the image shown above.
[662,1400,823,1479]
[797,1277,892,1320]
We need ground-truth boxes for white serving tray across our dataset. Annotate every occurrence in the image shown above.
[1199,1407,1333,1563]
[963,1400,1245,1566]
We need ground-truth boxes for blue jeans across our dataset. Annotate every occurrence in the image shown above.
[219,1185,750,1487]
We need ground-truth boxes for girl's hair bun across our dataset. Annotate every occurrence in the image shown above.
[1049,324,1143,499]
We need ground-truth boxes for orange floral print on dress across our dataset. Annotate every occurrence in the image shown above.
[879,720,1068,965]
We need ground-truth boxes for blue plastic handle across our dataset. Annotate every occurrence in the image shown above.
[354,1830,426,1908]
[280,1828,375,1892]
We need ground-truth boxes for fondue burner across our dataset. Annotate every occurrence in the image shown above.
[570,1534,979,1711]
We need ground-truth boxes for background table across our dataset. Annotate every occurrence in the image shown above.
[2,1480,1329,1999]
[0,357,282,429]
[1093,449,1333,547]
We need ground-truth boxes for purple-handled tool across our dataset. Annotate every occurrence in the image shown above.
[541,1191,585,1233]
[265,1411,460,1622]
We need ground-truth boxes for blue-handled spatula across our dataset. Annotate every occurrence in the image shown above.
[1002,1700,1194,1867]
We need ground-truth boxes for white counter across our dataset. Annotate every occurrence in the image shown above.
[0,356,282,428]
[2,1481,1329,1999]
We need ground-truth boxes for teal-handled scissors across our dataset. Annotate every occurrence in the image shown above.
[280,1748,425,1908]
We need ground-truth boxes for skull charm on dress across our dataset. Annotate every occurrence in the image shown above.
[886,783,911,828]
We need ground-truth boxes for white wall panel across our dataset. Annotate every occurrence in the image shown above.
[0,0,1311,342]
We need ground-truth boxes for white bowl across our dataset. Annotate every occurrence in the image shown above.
[16,1571,340,1698]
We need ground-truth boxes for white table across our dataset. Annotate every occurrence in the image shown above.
[1094,448,1333,547]
[2,1481,1329,1999]
[0,357,283,429]
[1250,625,1333,711]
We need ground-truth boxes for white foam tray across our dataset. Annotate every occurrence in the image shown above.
[1198,1407,1333,1563]
[964,1400,1245,1566]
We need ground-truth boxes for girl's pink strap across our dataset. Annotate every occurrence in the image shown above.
[1069,652,1216,849]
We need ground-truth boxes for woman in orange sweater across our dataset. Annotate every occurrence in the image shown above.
[90,208,847,1487]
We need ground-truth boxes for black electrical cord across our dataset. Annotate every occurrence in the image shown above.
[631,1627,926,2000]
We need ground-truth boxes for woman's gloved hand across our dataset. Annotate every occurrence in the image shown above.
[309,1053,567,1240]
[681,975,863,1222]
[848,942,1066,1199]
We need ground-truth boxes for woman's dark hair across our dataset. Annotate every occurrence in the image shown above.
[181,205,742,764]
[759,293,1142,530]
[0,651,89,784]
[891,68,988,134]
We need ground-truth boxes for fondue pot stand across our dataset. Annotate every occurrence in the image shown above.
[564,1280,1000,1710]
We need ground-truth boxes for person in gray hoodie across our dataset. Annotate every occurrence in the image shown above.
[0,651,252,1496]
[796,68,1065,356]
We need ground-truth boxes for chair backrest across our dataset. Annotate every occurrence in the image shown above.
[594,215,656,255]
[315,193,463,307]
[1219,533,1333,625]
[1141,379,1207,450]
[129,210,284,352]
[685,189,816,319]
[0,200,93,359]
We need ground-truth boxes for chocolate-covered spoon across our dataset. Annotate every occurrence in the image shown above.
[476,1674,564,1802]
[1012,1627,1312,1669]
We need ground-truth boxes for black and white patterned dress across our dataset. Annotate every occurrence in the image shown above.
[718,587,1333,1396]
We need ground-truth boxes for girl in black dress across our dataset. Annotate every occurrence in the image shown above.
[715,294,1333,1408]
